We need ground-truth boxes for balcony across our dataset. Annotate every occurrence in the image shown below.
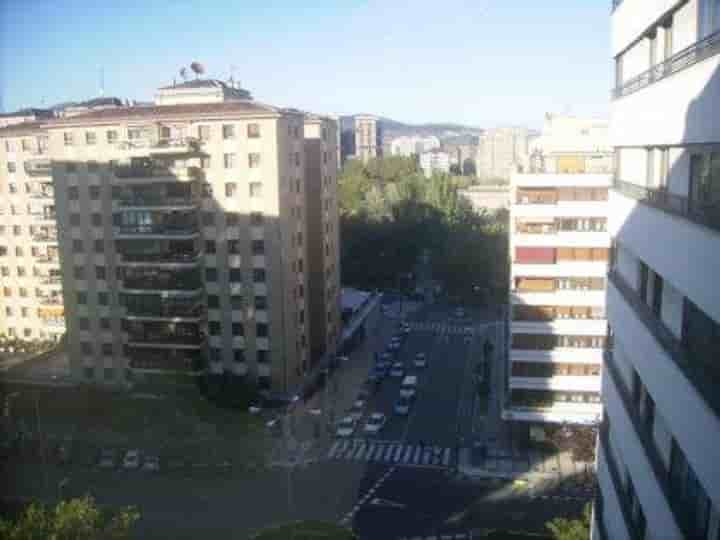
[609,270,720,417]
[614,178,720,235]
[31,211,57,223]
[118,250,201,266]
[32,233,58,243]
[38,296,63,306]
[123,300,204,321]
[149,137,204,155]
[124,321,204,348]
[113,185,199,209]
[24,158,52,176]
[113,223,199,238]
[126,346,205,373]
[120,268,202,292]
[30,189,54,199]
[38,275,62,285]
[35,254,59,264]
[613,29,720,99]
[113,163,203,182]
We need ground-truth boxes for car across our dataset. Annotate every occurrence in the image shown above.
[142,455,160,472]
[394,395,413,415]
[122,449,141,470]
[348,400,365,421]
[455,307,466,318]
[390,362,405,377]
[98,448,116,469]
[357,389,370,401]
[387,341,400,351]
[336,416,357,437]
[363,413,387,434]
[414,352,427,368]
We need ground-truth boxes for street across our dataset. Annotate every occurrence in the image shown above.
[2,301,588,539]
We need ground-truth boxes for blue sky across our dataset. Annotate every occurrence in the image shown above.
[0,0,612,128]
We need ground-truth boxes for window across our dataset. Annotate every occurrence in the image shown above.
[689,151,720,226]
[257,350,269,364]
[18,287,27,297]
[249,182,262,197]
[201,156,211,169]
[106,130,118,144]
[232,323,244,336]
[63,132,73,146]
[205,268,218,281]
[226,212,239,226]
[252,240,265,255]
[233,349,245,363]
[74,267,85,280]
[15,246,23,257]
[202,183,213,198]
[651,271,664,317]
[66,162,77,173]
[89,186,101,200]
[12,225,20,236]
[198,125,211,141]
[100,318,110,330]
[70,214,80,226]
[85,131,97,145]
[7,162,16,173]
[253,269,266,282]
[72,239,83,253]
[225,182,237,197]
[79,318,90,331]
[224,153,236,169]
[638,261,649,303]
[668,439,713,538]
[209,348,222,364]
[5,307,11,316]
[297,259,303,273]
[255,296,267,310]
[94,239,104,253]
[228,240,241,254]
[0,267,8,277]
[208,321,221,336]
[229,268,242,282]
[207,295,219,309]
[88,161,99,173]
[295,152,301,167]
[247,123,260,138]
[77,292,87,304]
[230,295,243,309]
[682,297,720,384]
[296,179,302,193]
[256,323,268,337]
[205,240,216,254]
[250,212,264,225]
[91,213,102,227]
[102,343,113,357]
[222,124,235,139]
[202,212,215,226]
[2,287,10,296]
[248,153,261,168]
[297,232,303,247]
[96,266,106,280]
[68,186,79,200]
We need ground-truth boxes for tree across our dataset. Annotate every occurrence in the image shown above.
[462,158,477,176]
[0,495,139,539]
[252,520,355,540]
[449,163,462,176]
[545,503,591,540]
[189,61,205,79]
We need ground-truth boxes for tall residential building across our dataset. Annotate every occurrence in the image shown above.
[9,79,340,394]
[352,114,381,163]
[594,1,720,539]
[419,150,450,177]
[504,114,612,442]
[476,127,530,181]
[0,123,66,342]
[304,115,341,366]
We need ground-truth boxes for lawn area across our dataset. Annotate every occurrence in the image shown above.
[1,381,271,467]
[251,521,356,540]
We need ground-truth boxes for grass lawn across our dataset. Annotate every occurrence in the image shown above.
[251,521,356,540]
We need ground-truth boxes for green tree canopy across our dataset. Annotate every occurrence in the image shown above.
[251,520,356,540]
[545,503,591,540]
[0,495,139,540]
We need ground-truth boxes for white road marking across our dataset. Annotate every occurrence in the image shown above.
[364,443,376,461]
[384,445,395,461]
[393,445,404,462]
[328,440,341,459]
[403,446,415,463]
[353,443,366,460]
[413,446,423,464]
[442,448,451,466]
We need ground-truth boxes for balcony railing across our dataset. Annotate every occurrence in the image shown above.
[39,276,62,285]
[24,159,52,176]
[149,137,203,154]
[125,330,204,346]
[30,190,54,199]
[35,255,58,264]
[124,303,204,319]
[38,296,63,306]
[32,234,57,243]
[115,194,198,208]
[614,178,720,234]
[599,424,642,540]
[609,270,720,417]
[118,251,201,264]
[613,29,720,99]
[114,164,202,181]
[113,224,199,236]
[122,276,202,291]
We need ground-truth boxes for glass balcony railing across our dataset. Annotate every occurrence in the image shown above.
[113,223,199,236]
[121,275,202,291]
[114,164,203,181]
[118,250,202,264]
[123,301,204,319]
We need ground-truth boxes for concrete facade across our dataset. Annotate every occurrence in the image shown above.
[594,1,720,538]
[419,150,450,177]
[476,127,531,181]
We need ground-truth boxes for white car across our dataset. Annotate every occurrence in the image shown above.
[142,455,160,472]
[390,362,404,377]
[336,416,357,437]
[364,413,387,434]
[348,399,366,420]
[414,353,427,368]
[122,449,141,470]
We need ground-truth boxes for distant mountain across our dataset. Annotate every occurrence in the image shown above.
[340,114,483,140]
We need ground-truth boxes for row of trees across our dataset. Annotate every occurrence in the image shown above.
[339,156,508,302]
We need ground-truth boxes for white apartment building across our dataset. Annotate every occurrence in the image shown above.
[0,121,66,342]
[594,1,720,539]
[353,115,381,163]
[419,150,450,177]
[504,115,612,442]
[476,127,531,181]
[389,135,440,157]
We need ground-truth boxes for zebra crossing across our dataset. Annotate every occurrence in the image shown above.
[408,321,476,336]
[327,439,454,469]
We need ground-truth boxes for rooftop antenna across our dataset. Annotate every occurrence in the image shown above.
[229,64,237,87]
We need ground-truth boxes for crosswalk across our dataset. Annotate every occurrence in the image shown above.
[327,439,453,469]
[407,321,476,335]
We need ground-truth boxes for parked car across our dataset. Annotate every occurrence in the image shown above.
[122,449,141,470]
[348,399,366,421]
[142,455,160,472]
[363,413,387,434]
[395,395,413,415]
[390,362,405,377]
[98,448,116,469]
[336,416,357,437]
[414,352,427,368]
[455,307,466,318]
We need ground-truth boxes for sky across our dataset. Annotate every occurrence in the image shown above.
[0,0,613,128]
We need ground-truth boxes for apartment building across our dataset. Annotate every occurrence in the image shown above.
[20,79,333,393]
[389,135,440,157]
[504,115,612,443]
[594,1,720,539]
[304,115,341,365]
[352,114,381,163]
[419,150,450,177]
[476,127,531,181]
[0,122,66,342]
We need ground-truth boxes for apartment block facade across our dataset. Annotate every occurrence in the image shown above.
[304,116,341,365]
[0,122,66,342]
[476,127,531,182]
[594,1,720,539]
[352,115,381,163]
[505,116,611,442]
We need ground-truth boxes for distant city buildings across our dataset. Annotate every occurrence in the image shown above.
[476,127,531,181]
[339,114,382,164]
[389,135,440,157]
[419,150,450,177]
[505,113,612,442]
